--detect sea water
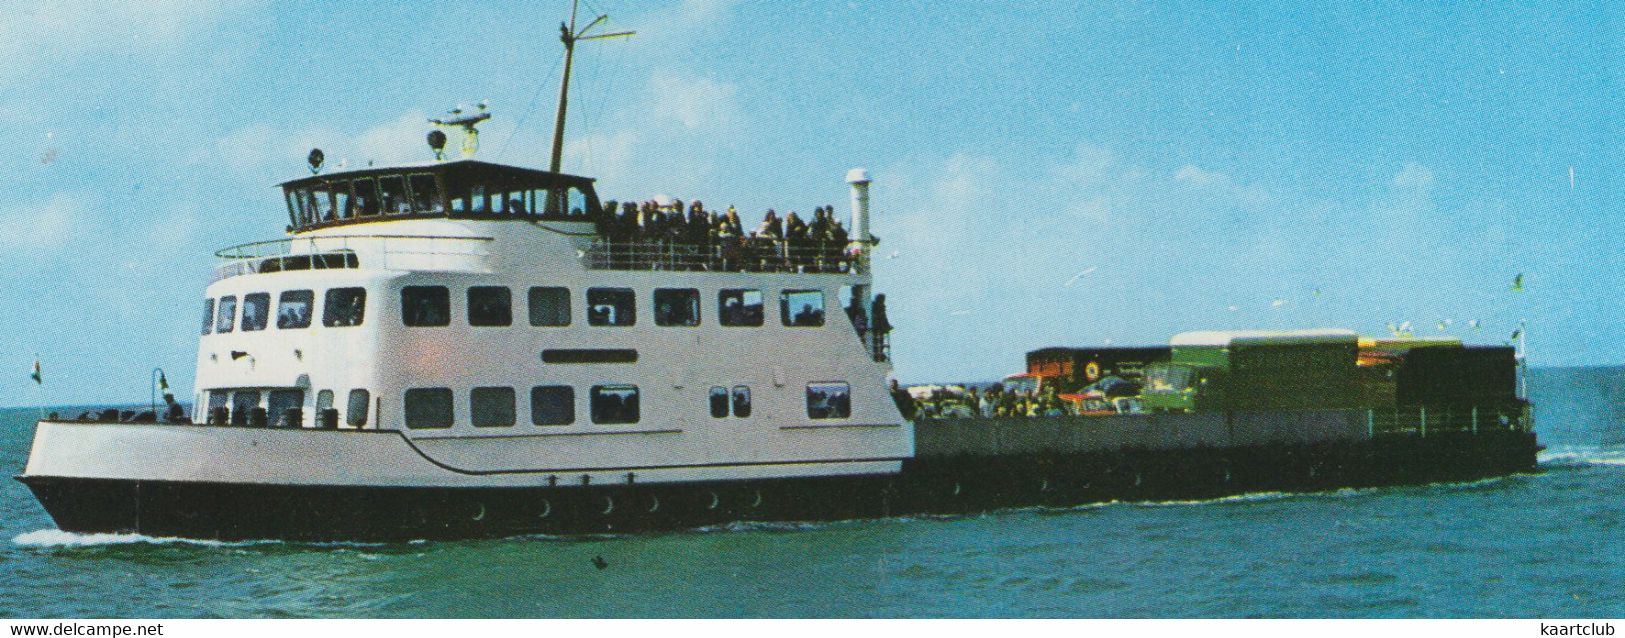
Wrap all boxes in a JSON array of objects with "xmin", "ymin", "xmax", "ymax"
[{"xmin": 1, "ymin": 367, "xmax": 1620, "ymax": 618}]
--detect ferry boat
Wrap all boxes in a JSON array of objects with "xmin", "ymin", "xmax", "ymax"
[{"xmin": 15, "ymin": 6, "xmax": 1539, "ymax": 541}]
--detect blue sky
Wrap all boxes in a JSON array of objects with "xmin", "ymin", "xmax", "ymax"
[{"xmin": 2, "ymin": 0, "xmax": 1619, "ymax": 405}]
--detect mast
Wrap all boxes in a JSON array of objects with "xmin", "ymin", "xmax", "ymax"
[{"xmin": 549, "ymin": 0, "xmax": 634, "ymax": 174}]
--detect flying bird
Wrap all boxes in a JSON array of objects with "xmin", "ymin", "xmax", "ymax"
[
  {"xmin": 885, "ymin": 251, "xmax": 900, "ymax": 260},
  {"xmin": 1270, "ymin": 299, "xmax": 1286, "ymax": 308}
]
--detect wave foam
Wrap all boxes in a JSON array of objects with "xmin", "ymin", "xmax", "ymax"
[
  {"xmin": 12, "ymin": 529, "xmax": 239, "ymax": 548},
  {"xmin": 1539, "ymin": 447, "xmax": 1625, "ymax": 468}
]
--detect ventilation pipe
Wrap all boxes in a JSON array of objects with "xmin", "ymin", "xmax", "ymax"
[{"xmin": 846, "ymin": 168, "xmax": 871, "ymax": 263}]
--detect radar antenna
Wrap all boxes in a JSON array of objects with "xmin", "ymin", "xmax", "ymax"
[
  {"xmin": 430, "ymin": 102, "xmax": 492, "ymax": 159},
  {"xmin": 549, "ymin": 0, "xmax": 634, "ymax": 174}
]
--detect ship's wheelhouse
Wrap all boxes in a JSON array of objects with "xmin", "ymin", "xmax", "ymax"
[{"xmin": 278, "ymin": 160, "xmax": 603, "ymax": 233}]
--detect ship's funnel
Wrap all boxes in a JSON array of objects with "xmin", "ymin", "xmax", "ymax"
[{"xmin": 846, "ymin": 168, "xmax": 871, "ymax": 259}]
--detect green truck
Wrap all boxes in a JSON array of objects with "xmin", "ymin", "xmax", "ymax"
[{"xmin": 1142, "ymin": 329, "xmax": 1361, "ymax": 412}]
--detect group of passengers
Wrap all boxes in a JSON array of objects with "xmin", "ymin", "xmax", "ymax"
[
  {"xmin": 890, "ymin": 382, "xmax": 1075, "ymax": 420},
  {"xmin": 596, "ymin": 199, "xmax": 854, "ymax": 272}
]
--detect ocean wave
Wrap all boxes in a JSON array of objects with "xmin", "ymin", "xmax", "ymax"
[
  {"xmin": 11, "ymin": 529, "xmax": 253, "ymax": 548},
  {"xmin": 1539, "ymin": 447, "xmax": 1625, "ymax": 468}
]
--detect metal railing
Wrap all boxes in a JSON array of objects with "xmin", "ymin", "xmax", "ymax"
[
  {"xmin": 1366, "ymin": 403, "xmax": 1531, "ymax": 437},
  {"xmin": 584, "ymin": 238, "xmax": 861, "ymax": 274},
  {"xmin": 212, "ymin": 234, "xmax": 494, "ymax": 281}
]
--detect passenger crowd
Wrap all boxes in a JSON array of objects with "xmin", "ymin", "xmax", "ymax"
[
  {"xmin": 593, "ymin": 199, "xmax": 858, "ymax": 273},
  {"xmin": 889, "ymin": 382, "xmax": 1081, "ymax": 420}
]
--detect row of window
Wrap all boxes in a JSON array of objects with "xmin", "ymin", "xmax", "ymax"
[
  {"xmin": 401, "ymin": 382, "xmax": 852, "ymax": 430},
  {"xmin": 403, "ymin": 285, "xmax": 825, "ymax": 328},
  {"xmin": 204, "ymin": 288, "xmax": 365, "ymax": 335},
  {"xmin": 205, "ymin": 285, "xmax": 831, "ymax": 335},
  {"xmin": 205, "ymin": 381, "xmax": 853, "ymax": 429},
  {"xmin": 287, "ymin": 174, "xmax": 591, "ymax": 227}
]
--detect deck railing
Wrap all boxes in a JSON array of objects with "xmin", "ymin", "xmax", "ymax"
[
  {"xmin": 1366, "ymin": 402, "xmax": 1531, "ymax": 437},
  {"xmin": 212, "ymin": 235, "xmax": 494, "ymax": 281},
  {"xmin": 583, "ymin": 238, "xmax": 861, "ymax": 274}
]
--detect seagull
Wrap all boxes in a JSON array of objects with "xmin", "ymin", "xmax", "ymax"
[
  {"xmin": 1270, "ymin": 298, "xmax": 1286, "ymax": 308},
  {"xmin": 1063, "ymin": 266, "xmax": 1098, "ymax": 287},
  {"xmin": 885, "ymin": 250, "xmax": 900, "ymax": 260}
]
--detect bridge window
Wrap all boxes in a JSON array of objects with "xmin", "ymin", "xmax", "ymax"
[
  {"xmin": 591, "ymin": 385, "xmax": 639, "ymax": 424},
  {"xmin": 277, "ymin": 290, "xmax": 314, "ymax": 329},
  {"xmin": 377, "ymin": 175, "xmax": 410, "ymax": 214},
  {"xmin": 732, "ymin": 386, "xmax": 752, "ymax": 418},
  {"xmin": 587, "ymin": 288, "xmax": 635, "ymax": 326},
  {"xmin": 351, "ymin": 178, "xmax": 381, "ymax": 217},
  {"xmin": 654, "ymin": 288, "xmax": 700, "ymax": 326},
  {"xmin": 346, "ymin": 389, "xmax": 370, "ymax": 427},
  {"xmin": 401, "ymin": 286, "xmax": 449, "ymax": 327},
  {"xmin": 471, "ymin": 387, "xmax": 516, "ymax": 428},
  {"xmin": 405, "ymin": 388, "xmax": 454, "ymax": 429},
  {"xmin": 719, "ymin": 289, "xmax": 764, "ymax": 327},
  {"xmin": 201, "ymin": 299, "xmax": 215, "ymax": 335},
  {"xmin": 781, "ymin": 290, "xmax": 825, "ymax": 327},
  {"xmin": 528, "ymin": 286, "xmax": 571, "ymax": 326},
  {"xmin": 807, "ymin": 382, "xmax": 851, "ymax": 419},
  {"xmin": 709, "ymin": 387, "xmax": 729, "ymax": 418},
  {"xmin": 316, "ymin": 389, "xmax": 333, "ymax": 416},
  {"xmin": 323, "ymin": 288, "xmax": 366, "ymax": 327},
  {"xmin": 241, "ymin": 293, "xmax": 270, "ymax": 331},
  {"xmin": 215, "ymin": 296, "xmax": 237, "ymax": 333},
  {"xmin": 407, "ymin": 174, "xmax": 440, "ymax": 212},
  {"xmin": 333, "ymin": 186, "xmax": 352, "ymax": 220},
  {"xmin": 468, "ymin": 286, "xmax": 512, "ymax": 326},
  {"xmin": 531, "ymin": 385, "xmax": 575, "ymax": 426},
  {"xmin": 206, "ymin": 391, "xmax": 229, "ymax": 424}
]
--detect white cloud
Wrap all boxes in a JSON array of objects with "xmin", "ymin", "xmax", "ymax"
[
  {"xmin": 0, "ymin": 0, "xmax": 264, "ymax": 85},
  {"xmin": 0, "ymin": 193, "xmax": 86, "ymax": 252}
]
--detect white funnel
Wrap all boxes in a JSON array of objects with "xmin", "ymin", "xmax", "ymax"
[{"xmin": 846, "ymin": 168, "xmax": 871, "ymax": 257}]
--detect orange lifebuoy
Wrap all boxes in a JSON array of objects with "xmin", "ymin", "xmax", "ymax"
[{"xmin": 1084, "ymin": 361, "xmax": 1102, "ymax": 381}]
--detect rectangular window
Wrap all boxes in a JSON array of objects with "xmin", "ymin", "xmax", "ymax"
[
  {"xmin": 352, "ymin": 178, "xmax": 380, "ymax": 216},
  {"xmin": 324, "ymin": 287, "xmax": 366, "ymax": 327},
  {"xmin": 401, "ymin": 285, "xmax": 450, "ymax": 327},
  {"xmin": 316, "ymin": 389, "xmax": 334, "ymax": 413},
  {"xmin": 241, "ymin": 293, "xmax": 270, "ymax": 331},
  {"xmin": 654, "ymin": 288, "xmax": 701, "ymax": 327},
  {"xmin": 377, "ymin": 175, "xmax": 409, "ymax": 214},
  {"xmin": 268, "ymin": 389, "xmax": 304, "ymax": 427},
  {"xmin": 807, "ymin": 382, "xmax": 851, "ymax": 419},
  {"xmin": 471, "ymin": 386, "xmax": 516, "ymax": 428},
  {"xmin": 216, "ymin": 295, "xmax": 237, "ymax": 333},
  {"xmin": 276, "ymin": 290, "xmax": 314, "ymax": 329},
  {"xmin": 346, "ymin": 389, "xmax": 370, "ymax": 427},
  {"xmin": 531, "ymin": 385, "xmax": 575, "ymax": 426},
  {"xmin": 231, "ymin": 390, "xmax": 260, "ymax": 426},
  {"xmin": 407, "ymin": 173, "xmax": 440, "ymax": 212},
  {"xmin": 590, "ymin": 385, "xmax": 640, "ymax": 424},
  {"xmin": 207, "ymin": 390, "xmax": 229, "ymax": 423},
  {"xmin": 732, "ymin": 386, "xmax": 752, "ymax": 418},
  {"xmin": 528, "ymin": 286, "xmax": 571, "ymax": 326},
  {"xmin": 718, "ymin": 289, "xmax": 764, "ymax": 327},
  {"xmin": 781, "ymin": 290, "xmax": 825, "ymax": 327},
  {"xmin": 468, "ymin": 286, "xmax": 513, "ymax": 326},
  {"xmin": 541, "ymin": 349, "xmax": 637, "ymax": 364},
  {"xmin": 709, "ymin": 386, "xmax": 729, "ymax": 418},
  {"xmin": 201, "ymin": 298, "xmax": 215, "ymax": 335},
  {"xmin": 587, "ymin": 288, "xmax": 636, "ymax": 326},
  {"xmin": 404, "ymin": 388, "xmax": 454, "ymax": 429}
]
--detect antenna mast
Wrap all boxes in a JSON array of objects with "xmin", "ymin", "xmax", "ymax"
[{"xmin": 550, "ymin": 0, "xmax": 634, "ymax": 174}]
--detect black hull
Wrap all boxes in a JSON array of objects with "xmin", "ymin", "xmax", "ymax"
[{"xmin": 19, "ymin": 430, "xmax": 1537, "ymax": 542}]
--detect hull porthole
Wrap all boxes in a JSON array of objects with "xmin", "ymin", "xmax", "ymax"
[
  {"xmin": 952, "ymin": 482, "xmax": 962, "ymax": 496},
  {"xmin": 471, "ymin": 503, "xmax": 486, "ymax": 522},
  {"xmin": 602, "ymin": 496, "xmax": 615, "ymax": 515},
  {"xmin": 707, "ymin": 491, "xmax": 720, "ymax": 510},
  {"xmin": 750, "ymin": 490, "xmax": 763, "ymax": 508},
  {"xmin": 538, "ymin": 499, "xmax": 552, "ymax": 519},
  {"xmin": 648, "ymin": 495, "xmax": 660, "ymax": 513},
  {"xmin": 1134, "ymin": 473, "xmax": 1143, "ymax": 487}
]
